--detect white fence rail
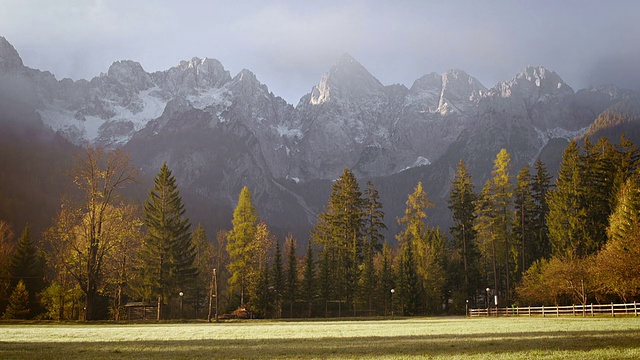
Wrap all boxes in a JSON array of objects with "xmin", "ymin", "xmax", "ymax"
[{"xmin": 469, "ymin": 302, "xmax": 639, "ymax": 317}]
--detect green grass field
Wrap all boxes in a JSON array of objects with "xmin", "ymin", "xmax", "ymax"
[{"xmin": 1, "ymin": 317, "xmax": 639, "ymax": 359}]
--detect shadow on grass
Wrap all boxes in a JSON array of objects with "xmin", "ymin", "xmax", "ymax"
[{"xmin": 2, "ymin": 329, "xmax": 640, "ymax": 359}]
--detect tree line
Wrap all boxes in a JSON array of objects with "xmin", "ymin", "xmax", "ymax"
[{"xmin": 1, "ymin": 135, "xmax": 639, "ymax": 320}]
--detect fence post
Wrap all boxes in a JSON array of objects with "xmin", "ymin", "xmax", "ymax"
[
  {"xmin": 635, "ymin": 301, "xmax": 637, "ymax": 317},
  {"xmin": 542, "ymin": 305, "xmax": 545, "ymax": 317},
  {"xmin": 591, "ymin": 304, "xmax": 594, "ymax": 317},
  {"xmin": 557, "ymin": 305, "xmax": 559, "ymax": 317},
  {"xmin": 528, "ymin": 306, "xmax": 531, "ymax": 317},
  {"xmin": 612, "ymin": 302, "xmax": 615, "ymax": 317}
]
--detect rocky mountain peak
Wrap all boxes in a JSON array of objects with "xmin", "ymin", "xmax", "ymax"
[
  {"xmin": 0, "ymin": 36, "xmax": 24, "ymax": 71},
  {"xmin": 438, "ymin": 69, "xmax": 486, "ymax": 114},
  {"xmin": 309, "ymin": 53, "xmax": 384, "ymax": 105},
  {"xmin": 229, "ymin": 69, "xmax": 269, "ymax": 96},
  {"xmin": 494, "ymin": 66, "xmax": 573, "ymax": 97},
  {"xmin": 105, "ymin": 60, "xmax": 154, "ymax": 92}
]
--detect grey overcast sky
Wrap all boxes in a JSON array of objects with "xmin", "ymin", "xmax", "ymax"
[{"xmin": 1, "ymin": 0, "xmax": 639, "ymax": 104}]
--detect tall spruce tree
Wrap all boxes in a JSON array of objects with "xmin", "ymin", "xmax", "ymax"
[
  {"xmin": 301, "ymin": 242, "xmax": 315, "ymax": 317},
  {"xmin": 141, "ymin": 162, "xmax": 197, "ymax": 320},
  {"xmin": 226, "ymin": 186, "xmax": 258, "ymax": 305},
  {"xmin": 361, "ymin": 181, "xmax": 386, "ymax": 314},
  {"xmin": 547, "ymin": 140, "xmax": 589, "ymax": 258},
  {"xmin": 8, "ymin": 224, "xmax": 45, "ymax": 317},
  {"xmin": 312, "ymin": 168, "xmax": 364, "ymax": 316},
  {"xmin": 473, "ymin": 149, "xmax": 514, "ymax": 305},
  {"xmin": 448, "ymin": 159, "xmax": 479, "ymax": 300},
  {"xmin": 531, "ymin": 159, "xmax": 552, "ymax": 260},
  {"xmin": 396, "ymin": 182, "xmax": 434, "ymax": 315},
  {"xmin": 284, "ymin": 234, "xmax": 297, "ymax": 318},
  {"xmin": 597, "ymin": 174, "xmax": 640, "ymax": 301},
  {"xmin": 513, "ymin": 166, "xmax": 536, "ymax": 278},
  {"xmin": 272, "ymin": 240, "xmax": 284, "ymax": 318},
  {"xmin": 3, "ymin": 279, "xmax": 29, "ymax": 319}
]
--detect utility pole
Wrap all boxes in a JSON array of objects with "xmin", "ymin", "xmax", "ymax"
[{"xmin": 208, "ymin": 268, "xmax": 219, "ymax": 322}]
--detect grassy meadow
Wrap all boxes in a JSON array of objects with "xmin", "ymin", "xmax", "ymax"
[{"xmin": 1, "ymin": 317, "xmax": 639, "ymax": 359}]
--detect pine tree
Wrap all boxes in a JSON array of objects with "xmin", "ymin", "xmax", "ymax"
[
  {"xmin": 141, "ymin": 162, "xmax": 197, "ymax": 320},
  {"xmin": 226, "ymin": 186, "xmax": 258, "ymax": 305},
  {"xmin": 548, "ymin": 140, "xmax": 589, "ymax": 258},
  {"xmin": 531, "ymin": 159, "xmax": 552, "ymax": 260},
  {"xmin": 284, "ymin": 234, "xmax": 297, "ymax": 318},
  {"xmin": 272, "ymin": 240, "xmax": 284, "ymax": 318},
  {"xmin": 252, "ymin": 262, "xmax": 272, "ymax": 318},
  {"xmin": 396, "ymin": 182, "xmax": 434, "ymax": 315},
  {"xmin": 8, "ymin": 224, "xmax": 45, "ymax": 317},
  {"xmin": 379, "ymin": 244, "xmax": 394, "ymax": 316},
  {"xmin": 318, "ymin": 247, "xmax": 332, "ymax": 317},
  {"xmin": 301, "ymin": 242, "xmax": 316, "ymax": 317},
  {"xmin": 473, "ymin": 149, "xmax": 514, "ymax": 305},
  {"xmin": 312, "ymin": 168, "xmax": 364, "ymax": 316},
  {"xmin": 361, "ymin": 180, "xmax": 386, "ymax": 315},
  {"xmin": 597, "ymin": 174, "xmax": 640, "ymax": 301},
  {"xmin": 513, "ymin": 166, "xmax": 536, "ymax": 277},
  {"xmin": 447, "ymin": 159, "xmax": 479, "ymax": 300},
  {"xmin": 396, "ymin": 242, "xmax": 422, "ymax": 315},
  {"xmin": 3, "ymin": 280, "xmax": 30, "ymax": 319},
  {"xmin": 192, "ymin": 224, "xmax": 214, "ymax": 319}
]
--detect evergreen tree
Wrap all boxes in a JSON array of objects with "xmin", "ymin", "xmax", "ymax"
[
  {"xmin": 597, "ymin": 174, "xmax": 640, "ymax": 301},
  {"xmin": 581, "ymin": 137, "xmax": 618, "ymax": 254},
  {"xmin": 3, "ymin": 279, "xmax": 29, "ymax": 319},
  {"xmin": 447, "ymin": 159, "xmax": 479, "ymax": 301},
  {"xmin": 318, "ymin": 247, "xmax": 332, "ymax": 317},
  {"xmin": 396, "ymin": 242, "xmax": 421, "ymax": 315},
  {"xmin": 513, "ymin": 166, "xmax": 536, "ymax": 277},
  {"xmin": 473, "ymin": 149, "xmax": 514, "ymax": 305},
  {"xmin": 272, "ymin": 240, "xmax": 284, "ymax": 318},
  {"xmin": 312, "ymin": 168, "xmax": 364, "ymax": 316},
  {"xmin": 226, "ymin": 186, "xmax": 258, "ymax": 305},
  {"xmin": 379, "ymin": 244, "xmax": 394, "ymax": 316},
  {"xmin": 531, "ymin": 159, "xmax": 552, "ymax": 260},
  {"xmin": 301, "ymin": 242, "xmax": 316, "ymax": 317},
  {"xmin": 252, "ymin": 262, "xmax": 272, "ymax": 318},
  {"xmin": 361, "ymin": 181, "xmax": 386, "ymax": 314},
  {"xmin": 548, "ymin": 140, "xmax": 589, "ymax": 258},
  {"xmin": 8, "ymin": 224, "xmax": 45, "ymax": 317},
  {"xmin": 192, "ymin": 224, "xmax": 214, "ymax": 319},
  {"xmin": 396, "ymin": 182, "xmax": 434, "ymax": 315},
  {"xmin": 141, "ymin": 162, "xmax": 197, "ymax": 320},
  {"xmin": 284, "ymin": 234, "xmax": 297, "ymax": 318}
]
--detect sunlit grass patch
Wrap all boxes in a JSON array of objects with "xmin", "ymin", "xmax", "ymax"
[{"xmin": 1, "ymin": 317, "xmax": 639, "ymax": 359}]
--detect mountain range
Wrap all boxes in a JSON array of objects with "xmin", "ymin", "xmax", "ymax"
[{"xmin": 1, "ymin": 36, "xmax": 639, "ymax": 243}]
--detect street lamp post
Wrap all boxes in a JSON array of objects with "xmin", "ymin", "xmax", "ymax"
[
  {"xmin": 486, "ymin": 288, "xmax": 490, "ymax": 317},
  {"xmin": 390, "ymin": 289, "xmax": 395, "ymax": 317},
  {"xmin": 179, "ymin": 291, "xmax": 184, "ymax": 319}
]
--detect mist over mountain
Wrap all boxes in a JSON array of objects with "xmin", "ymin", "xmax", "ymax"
[{"xmin": 2, "ymin": 36, "xmax": 639, "ymax": 244}]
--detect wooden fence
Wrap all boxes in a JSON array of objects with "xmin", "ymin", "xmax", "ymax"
[{"xmin": 469, "ymin": 302, "xmax": 639, "ymax": 317}]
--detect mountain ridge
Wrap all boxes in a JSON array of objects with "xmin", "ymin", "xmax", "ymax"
[{"xmin": 2, "ymin": 36, "xmax": 639, "ymax": 244}]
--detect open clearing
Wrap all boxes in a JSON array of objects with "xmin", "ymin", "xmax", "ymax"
[{"xmin": 1, "ymin": 317, "xmax": 639, "ymax": 359}]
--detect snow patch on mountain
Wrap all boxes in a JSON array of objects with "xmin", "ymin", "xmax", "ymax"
[
  {"xmin": 401, "ymin": 156, "xmax": 431, "ymax": 172},
  {"xmin": 276, "ymin": 125, "xmax": 303, "ymax": 139}
]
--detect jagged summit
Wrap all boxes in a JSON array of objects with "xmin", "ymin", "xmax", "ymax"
[
  {"xmin": 491, "ymin": 65, "xmax": 573, "ymax": 100},
  {"xmin": 309, "ymin": 53, "xmax": 384, "ymax": 105},
  {"xmin": 105, "ymin": 60, "xmax": 154, "ymax": 92},
  {"xmin": 0, "ymin": 36, "xmax": 24, "ymax": 71}
]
